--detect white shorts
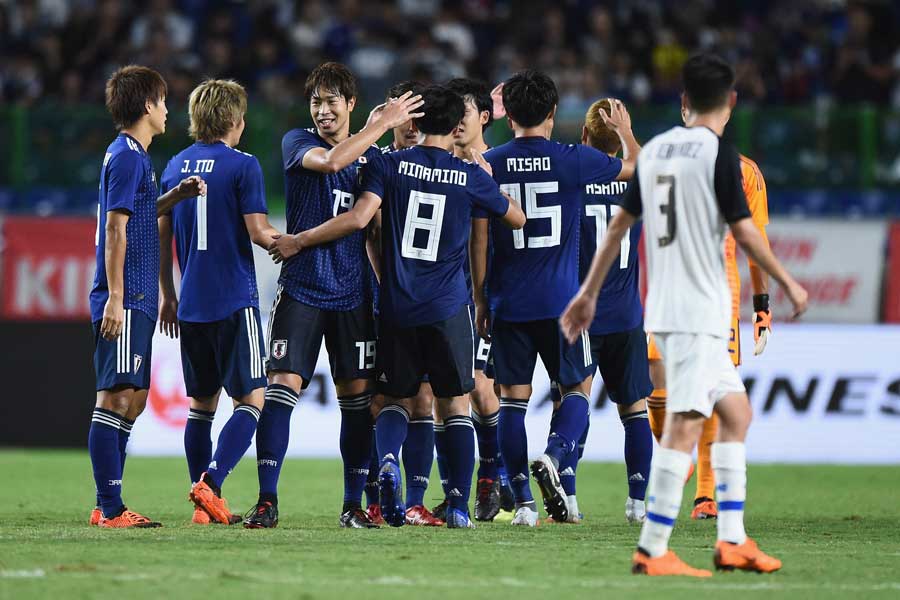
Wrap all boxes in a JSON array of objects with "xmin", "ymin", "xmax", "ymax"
[{"xmin": 653, "ymin": 332, "xmax": 745, "ymax": 417}]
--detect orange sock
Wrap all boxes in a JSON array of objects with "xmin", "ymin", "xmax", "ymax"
[
  {"xmin": 647, "ymin": 389, "xmax": 667, "ymax": 442},
  {"xmin": 695, "ymin": 413, "xmax": 718, "ymax": 501}
]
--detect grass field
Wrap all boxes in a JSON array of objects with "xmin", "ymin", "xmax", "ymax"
[{"xmin": 1, "ymin": 450, "xmax": 898, "ymax": 599}]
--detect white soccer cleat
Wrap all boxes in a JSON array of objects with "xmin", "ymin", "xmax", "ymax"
[
  {"xmin": 565, "ymin": 495, "xmax": 582, "ymax": 523},
  {"xmin": 625, "ymin": 497, "xmax": 646, "ymax": 523},
  {"xmin": 510, "ymin": 505, "xmax": 539, "ymax": 527}
]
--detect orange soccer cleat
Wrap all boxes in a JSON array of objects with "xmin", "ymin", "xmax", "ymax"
[
  {"xmin": 189, "ymin": 474, "xmax": 238, "ymax": 525},
  {"xmin": 367, "ymin": 503, "xmax": 386, "ymax": 526},
  {"xmin": 632, "ymin": 550, "xmax": 712, "ymax": 577},
  {"xmin": 714, "ymin": 538, "xmax": 782, "ymax": 573},
  {"xmin": 691, "ymin": 498, "xmax": 718, "ymax": 520},
  {"xmin": 98, "ymin": 509, "xmax": 162, "ymax": 528},
  {"xmin": 405, "ymin": 505, "xmax": 445, "ymax": 526},
  {"xmin": 89, "ymin": 507, "xmax": 102, "ymax": 526}
]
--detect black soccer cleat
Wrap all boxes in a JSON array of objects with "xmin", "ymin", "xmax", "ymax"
[
  {"xmin": 243, "ymin": 501, "xmax": 279, "ymax": 529},
  {"xmin": 340, "ymin": 507, "xmax": 380, "ymax": 529},
  {"xmin": 474, "ymin": 478, "xmax": 501, "ymax": 522},
  {"xmin": 499, "ymin": 480, "xmax": 515, "ymax": 512},
  {"xmin": 431, "ymin": 498, "xmax": 449, "ymax": 522},
  {"xmin": 530, "ymin": 455, "xmax": 568, "ymax": 523}
]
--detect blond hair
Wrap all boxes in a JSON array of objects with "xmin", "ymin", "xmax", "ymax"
[
  {"xmin": 188, "ymin": 79, "xmax": 247, "ymax": 143},
  {"xmin": 584, "ymin": 98, "xmax": 621, "ymax": 155}
]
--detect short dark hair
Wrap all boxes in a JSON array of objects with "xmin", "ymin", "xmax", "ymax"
[
  {"xmin": 104, "ymin": 65, "xmax": 167, "ymax": 130},
  {"xmin": 445, "ymin": 77, "xmax": 494, "ymax": 131},
  {"xmin": 304, "ymin": 62, "xmax": 357, "ymax": 101},
  {"xmin": 682, "ymin": 53, "xmax": 735, "ymax": 113},
  {"xmin": 414, "ymin": 84, "xmax": 465, "ymax": 136},
  {"xmin": 502, "ymin": 70, "xmax": 558, "ymax": 128},
  {"xmin": 386, "ymin": 80, "xmax": 423, "ymax": 101}
]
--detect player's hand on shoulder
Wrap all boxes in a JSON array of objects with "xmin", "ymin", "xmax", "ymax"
[
  {"xmin": 100, "ymin": 296, "xmax": 124, "ymax": 341},
  {"xmin": 268, "ymin": 233, "xmax": 301, "ymax": 264},
  {"xmin": 559, "ymin": 291, "xmax": 596, "ymax": 345},
  {"xmin": 159, "ymin": 296, "xmax": 179, "ymax": 339},
  {"xmin": 175, "ymin": 175, "xmax": 206, "ymax": 200},
  {"xmin": 470, "ymin": 149, "xmax": 492, "ymax": 177},
  {"xmin": 371, "ymin": 91, "xmax": 425, "ymax": 131},
  {"xmin": 599, "ymin": 98, "xmax": 632, "ymax": 134}
]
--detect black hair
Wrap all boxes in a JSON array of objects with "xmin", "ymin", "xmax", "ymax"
[
  {"xmin": 304, "ymin": 61, "xmax": 357, "ymax": 101},
  {"xmin": 105, "ymin": 65, "xmax": 167, "ymax": 130},
  {"xmin": 501, "ymin": 69, "xmax": 558, "ymax": 128},
  {"xmin": 414, "ymin": 84, "xmax": 465, "ymax": 135},
  {"xmin": 445, "ymin": 77, "xmax": 494, "ymax": 131},
  {"xmin": 682, "ymin": 53, "xmax": 735, "ymax": 113},
  {"xmin": 386, "ymin": 80, "xmax": 424, "ymax": 101}
]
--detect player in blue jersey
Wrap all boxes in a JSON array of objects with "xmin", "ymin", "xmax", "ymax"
[
  {"xmin": 270, "ymin": 85, "xmax": 525, "ymax": 528},
  {"xmin": 545, "ymin": 99, "xmax": 653, "ymax": 524},
  {"xmin": 245, "ymin": 63, "xmax": 424, "ymax": 529},
  {"xmin": 476, "ymin": 70, "xmax": 639, "ymax": 526},
  {"xmin": 157, "ymin": 80, "xmax": 281, "ymax": 525},
  {"xmin": 88, "ymin": 65, "xmax": 205, "ymax": 528}
]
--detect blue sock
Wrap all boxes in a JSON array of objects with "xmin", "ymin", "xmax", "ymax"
[
  {"xmin": 443, "ymin": 414, "xmax": 475, "ymax": 512},
  {"xmin": 403, "ymin": 416, "xmax": 434, "ymax": 508},
  {"xmin": 364, "ymin": 425, "xmax": 379, "ymax": 506},
  {"xmin": 338, "ymin": 393, "xmax": 374, "ymax": 508},
  {"xmin": 558, "ymin": 416, "xmax": 589, "ymax": 496},
  {"xmin": 118, "ymin": 417, "xmax": 133, "ymax": 477},
  {"xmin": 89, "ymin": 408, "xmax": 124, "ymax": 517},
  {"xmin": 256, "ymin": 384, "xmax": 298, "ymax": 503},
  {"xmin": 185, "ymin": 408, "xmax": 215, "ymax": 484},
  {"xmin": 473, "ymin": 410, "xmax": 500, "ymax": 480},
  {"xmin": 207, "ymin": 404, "xmax": 261, "ymax": 490},
  {"xmin": 622, "ymin": 410, "xmax": 653, "ymax": 500},
  {"xmin": 499, "ymin": 398, "xmax": 532, "ymax": 504},
  {"xmin": 545, "ymin": 392, "xmax": 590, "ymax": 467},
  {"xmin": 434, "ymin": 422, "xmax": 450, "ymax": 497},
  {"xmin": 497, "ymin": 459, "xmax": 509, "ymax": 487},
  {"xmin": 376, "ymin": 405, "xmax": 409, "ymax": 468}
]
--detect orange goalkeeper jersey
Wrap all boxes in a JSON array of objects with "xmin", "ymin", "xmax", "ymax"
[{"xmin": 724, "ymin": 155, "xmax": 769, "ymax": 320}]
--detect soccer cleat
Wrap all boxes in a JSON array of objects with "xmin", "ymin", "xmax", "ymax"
[
  {"xmin": 530, "ymin": 454, "xmax": 568, "ymax": 523},
  {"xmin": 98, "ymin": 508, "xmax": 162, "ymax": 528},
  {"xmin": 366, "ymin": 503, "xmax": 386, "ymax": 526},
  {"xmin": 431, "ymin": 498, "xmax": 449, "ymax": 522},
  {"xmin": 691, "ymin": 497, "xmax": 718, "ymax": 520},
  {"xmin": 498, "ymin": 480, "xmax": 515, "ymax": 512},
  {"xmin": 340, "ymin": 507, "xmax": 380, "ymax": 529},
  {"xmin": 378, "ymin": 462, "xmax": 405, "ymax": 527},
  {"xmin": 405, "ymin": 505, "xmax": 445, "ymax": 526},
  {"xmin": 510, "ymin": 505, "xmax": 539, "ymax": 527},
  {"xmin": 631, "ymin": 550, "xmax": 712, "ymax": 577},
  {"xmin": 714, "ymin": 538, "xmax": 782, "ymax": 573},
  {"xmin": 445, "ymin": 508, "xmax": 475, "ymax": 529},
  {"xmin": 89, "ymin": 507, "xmax": 101, "ymax": 526},
  {"xmin": 474, "ymin": 478, "xmax": 501, "ymax": 522},
  {"xmin": 192, "ymin": 506, "xmax": 211, "ymax": 524},
  {"xmin": 625, "ymin": 497, "xmax": 646, "ymax": 523},
  {"xmin": 243, "ymin": 501, "xmax": 279, "ymax": 529},
  {"xmin": 189, "ymin": 475, "xmax": 236, "ymax": 525}
]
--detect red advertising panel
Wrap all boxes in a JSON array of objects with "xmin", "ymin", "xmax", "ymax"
[
  {"xmin": 884, "ymin": 222, "xmax": 900, "ymax": 323},
  {"xmin": 1, "ymin": 216, "xmax": 96, "ymax": 321}
]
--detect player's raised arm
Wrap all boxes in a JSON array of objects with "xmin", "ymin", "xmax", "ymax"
[
  {"xmin": 598, "ymin": 99, "xmax": 640, "ymax": 180},
  {"xmin": 156, "ymin": 175, "xmax": 206, "ymax": 217},
  {"xmin": 157, "ymin": 213, "xmax": 178, "ymax": 338}
]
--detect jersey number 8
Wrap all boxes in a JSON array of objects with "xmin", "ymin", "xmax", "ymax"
[{"xmin": 401, "ymin": 190, "xmax": 446, "ymax": 262}]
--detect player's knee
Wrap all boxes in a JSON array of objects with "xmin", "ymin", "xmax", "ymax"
[
  {"xmin": 268, "ymin": 370, "xmax": 303, "ymax": 394},
  {"xmin": 96, "ymin": 388, "xmax": 131, "ymax": 416},
  {"xmin": 716, "ymin": 393, "xmax": 752, "ymax": 441},
  {"xmin": 236, "ymin": 388, "xmax": 265, "ymax": 411},
  {"xmin": 127, "ymin": 393, "xmax": 148, "ymax": 420},
  {"xmin": 470, "ymin": 375, "xmax": 498, "ymax": 415},
  {"xmin": 435, "ymin": 395, "xmax": 469, "ymax": 420},
  {"xmin": 191, "ymin": 395, "xmax": 219, "ymax": 413},
  {"xmin": 334, "ymin": 377, "xmax": 373, "ymax": 398},
  {"xmin": 649, "ymin": 359, "xmax": 666, "ymax": 391},
  {"xmin": 617, "ymin": 398, "xmax": 646, "ymax": 418},
  {"xmin": 661, "ymin": 412, "xmax": 705, "ymax": 453}
]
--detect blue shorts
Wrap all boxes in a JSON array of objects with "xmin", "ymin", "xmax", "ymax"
[
  {"xmin": 589, "ymin": 326, "xmax": 653, "ymax": 405},
  {"xmin": 179, "ymin": 307, "xmax": 267, "ymax": 399},
  {"xmin": 93, "ymin": 309, "xmax": 154, "ymax": 391},
  {"xmin": 491, "ymin": 318, "xmax": 593, "ymax": 387}
]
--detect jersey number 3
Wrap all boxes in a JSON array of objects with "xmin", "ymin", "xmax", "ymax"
[{"xmin": 655, "ymin": 174, "xmax": 676, "ymax": 247}]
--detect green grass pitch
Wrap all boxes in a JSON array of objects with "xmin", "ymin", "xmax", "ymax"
[{"xmin": 1, "ymin": 450, "xmax": 898, "ymax": 599}]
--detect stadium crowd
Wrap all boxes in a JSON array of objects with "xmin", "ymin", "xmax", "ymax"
[{"xmin": 1, "ymin": 0, "xmax": 899, "ymax": 109}]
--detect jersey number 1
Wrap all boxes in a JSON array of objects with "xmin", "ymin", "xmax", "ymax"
[
  {"xmin": 656, "ymin": 175, "xmax": 676, "ymax": 247},
  {"xmin": 197, "ymin": 193, "xmax": 208, "ymax": 250},
  {"xmin": 585, "ymin": 204, "xmax": 630, "ymax": 269}
]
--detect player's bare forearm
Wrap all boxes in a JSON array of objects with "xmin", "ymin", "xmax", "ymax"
[
  {"xmin": 243, "ymin": 213, "xmax": 281, "ymax": 250},
  {"xmin": 470, "ymin": 218, "xmax": 489, "ymax": 305},
  {"xmin": 302, "ymin": 129, "xmax": 382, "ymax": 174},
  {"xmin": 157, "ymin": 215, "xmax": 177, "ymax": 299},
  {"xmin": 156, "ymin": 176, "xmax": 206, "ymax": 217},
  {"xmin": 581, "ymin": 210, "xmax": 636, "ymax": 299},
  {"xmin": 616, "ymin": 130, "xmax": 641, "ymax": 180},
  {"xmin": 104, "ymin": 211, "xmax": 129, "ymax": 300},
  {"xmin": 499, "ymin": 192, "xmax": 526, "ymax": 229},
  {"xmin": 366, "ymin": 218, "xmax": 382, "ymax": 283}
]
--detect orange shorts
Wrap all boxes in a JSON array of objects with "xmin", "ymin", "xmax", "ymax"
[{"xmin": 647, "ymin": 318, "xmax": 741, "ymax": 367}]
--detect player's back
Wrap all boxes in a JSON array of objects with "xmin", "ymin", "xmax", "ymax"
[
  {"xmin": 90, "ymin": 133, "xmax": 159, "ymax": 324},
  {"xmin": 161, "ymin": 142, "xmax": 267, "ymax": 323},
  {"xmin": 630, "ymin": 126, "xmax": 749, "ymax": 338},
  {"xmin": 484, "ymin": 137, "xmax": 621, "ymax": 322}
]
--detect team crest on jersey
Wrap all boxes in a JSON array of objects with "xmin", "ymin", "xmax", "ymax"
[
  {"xmin": 272, "ymin": 339, "xmax": 288, "ymax": 360},
  {"xmin": 133, "ymin": 354, "xmax": 143, "ymax": 372}
]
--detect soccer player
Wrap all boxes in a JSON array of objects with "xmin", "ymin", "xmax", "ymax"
[
  {"xmin": 157, "ymin": 79, "xmax": 280, "ymax": 525},
  {"xmin": 561, "ymin": 53, "xmax": 807, "ymax": 576},
  {"xmin": 244, "ymin": 62, "xmax": 423, "ymax": 530},
  {"xmin": 547, "ymin": 98, "xmax": 654, "ymax": 525},
  {"xmin": 645, "ymin": 144, "xmax": 772, "ymax": 520},
  {"xmin": 89, "ymin": 65, "xmax": 205, "ymax": 528},
  {"xmin": 271, "ymin": 84, "xmax": 525, "ymax": 528},
  {"xmin": 475, "ymin": 70, "xmax": 638, "ymax": 527}
]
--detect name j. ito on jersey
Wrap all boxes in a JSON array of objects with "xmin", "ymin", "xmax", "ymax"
[{"xmin": 180, "ymin": 159, "xmax": 216, "ymax": 173}]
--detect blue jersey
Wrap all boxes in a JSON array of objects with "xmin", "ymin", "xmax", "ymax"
[
  {"xmin": 90, "ymin": 133, "xmax": 160, "ymax": 323},
  {"xmin": 160, "ymin": 142, "xmax": 268, "ymax": 323},
  {"xmin": 279, "ymin": 128, "xmax": 381, "ymax": 311},
  {"xmin": 483, "ymin": 137, "xmax": 622, "ymax": 322},
  {"xmin": 581, "ymin": 180, "xmax": 643, "ymax": 335},
  {"xmin": 361, "ymin": 145, "xmax": 509, "ymax": 326}
]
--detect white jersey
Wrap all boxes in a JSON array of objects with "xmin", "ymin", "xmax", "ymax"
[{"xmin": 621, "ymin": 126, "xmax": 750, "ymax": 338}]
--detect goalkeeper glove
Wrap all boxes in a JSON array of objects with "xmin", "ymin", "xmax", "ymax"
[{"xmin": 752, "ymin": 294, "xmax": 772, "ymax": 355}]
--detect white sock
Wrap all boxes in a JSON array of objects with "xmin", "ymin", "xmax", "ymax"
[
  {"xmin": 637, "ymin": 447, "xmax": 691, "ymax": 557},
  {"xmin": 711, "ymin": 442, "xmax": 747, "ymax": 544}
]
